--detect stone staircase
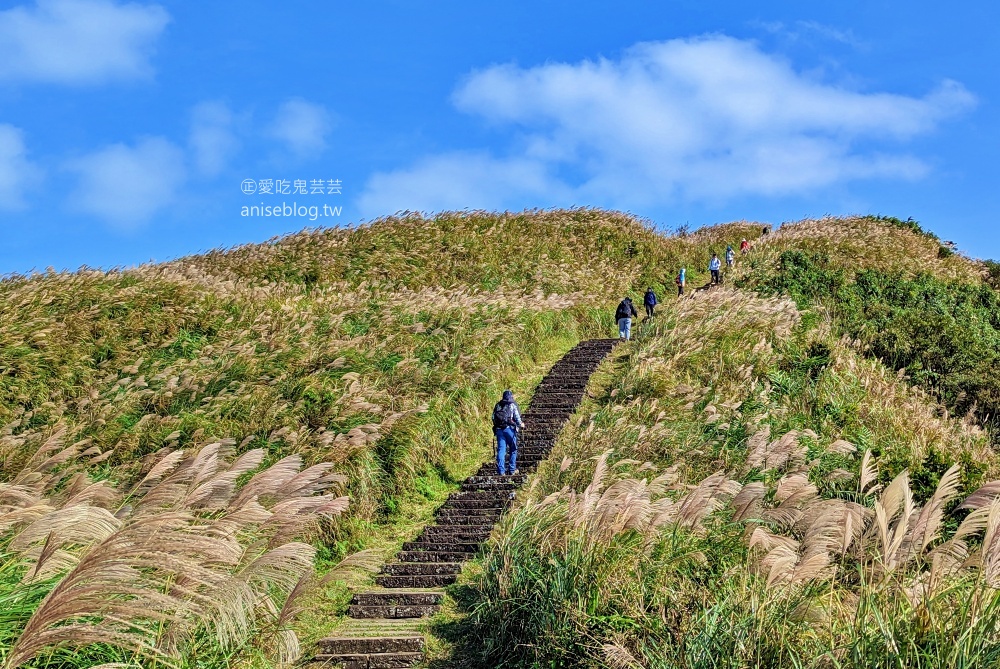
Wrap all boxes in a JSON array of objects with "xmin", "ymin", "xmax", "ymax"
[{"xmin": 312, "ymin": 339, "xmax": 618, "ymax": 668}]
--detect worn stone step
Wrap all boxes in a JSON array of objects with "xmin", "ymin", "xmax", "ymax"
[
  {"xmin": 317, "ymin": 636, "xmax": 424, "ymax": 655},
  {"xmin": 440, "ymin": 498, "xmax": 509, "ymax": 510},
  {"xmin": 402, "ymin": 540, "xmax": 480, "ymax": 553},
  {"xmin": 348, "ymin": 603, "xmax": 440, "ymax": 619},
  {"xmin": 521, "ymin": 398, "xmax": 583, "ymax": 414},
  {"xmin": 440, "ymin": 496, "xmax": 509, "ymax": 506},
  {"xmin": 399, "ymin": 550, "xmax": 477, "ymax": 563},
  {"xmin": 311, "ymin": 651, "xmax": 423, "ymax": 669},
  {"xmin": 434, "ymin": 509, "xmax": 503, "ymax": 522},
  {"xmin": 417, "ymin": 533, "xmax": 490, "ymax": 547},
  {"xmin": 477, "ymin": 464, "xmax": 539, "ymax": 476},
  {"xmin": 380, "ymin": 562, "xmax": 462, "ymax": 576},
  {"xmin": 375, "ymin": 573, "xmax": 458, "ymax": 588},
  {"xmin": 351, "ymin": 591, "xmax": 444, "ymax": 607},
  {"xmin": 464, "ymin": 475, "xmax": 527, "ymax": 486},
  {"xmin": 518, "ymin": 438, "xmax": 556, "ymax": 447},
  {"xmin": 460, "ymin": 481, "xmax": 520, "ymax": 492},
  {"xmin": 419, "ymin": 527, "xmax": 493, "ymax": 541},
  {"xmin": 420, "ymin": 522, "xmax": 495, "ymax": 532},
  {"xmin": 331, "ymin": 619, "xmax": 427, "ymax": 637}
]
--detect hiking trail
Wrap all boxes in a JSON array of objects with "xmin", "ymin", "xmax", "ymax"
[{"xmin": 312, "ymin": 338, "xmax": 619, "ymax": 668}]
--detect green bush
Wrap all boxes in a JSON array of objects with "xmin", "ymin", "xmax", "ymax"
[{"xmin": 747, "ymin": 250, "xmax": 1000, "ymax": 436}]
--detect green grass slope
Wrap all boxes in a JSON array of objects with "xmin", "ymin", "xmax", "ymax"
[
  {"xmin": 0, "ymin": 209, "xmax": 757, "ymax": 668},
  {"xmin": 461, "ymin": 215, "xmax": 1000, "ymax": 669},
  {"xmin": 3, "ymin": 210, "xmax": 998, "ymax": 668}
]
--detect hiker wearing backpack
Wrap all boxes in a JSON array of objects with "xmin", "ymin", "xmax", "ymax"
[
  {"xmin": 493, "ymin": 389, "xmax": 524, "ymax": 476},
  {"xmin": 709, "ymin": 254, "xmax": 722, "ymax": 285},
  {"xmin": 676, "ymin": 267, "xmax": 686, "ymax": 296},
  {"xmin": 615, "ymin": 297, "xmax": 638, "ymax": 340},
  {"xmin": 726, "ymin": 245, "xmax": 735, "ymax": 268},
  {"xmin": 740, "ymin": 238, "xmax": 750, "ymax": 255},
  {"xmin": 643, "ymin": 287, "xmax": 658, "ymax": 319}
]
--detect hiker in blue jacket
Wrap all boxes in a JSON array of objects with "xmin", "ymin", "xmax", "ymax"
[
  {"xmin": 493, "ymin": 389, "xmax": 525, "ymax": 476},
  {"xmin": 709, "ymin": 253, "xmax": 722, "ymax": 285},
  {"xmin": 676, "ymin": 267, "xmax": 686, "ymax": 296},
  {"xmin": 643, "ymin": 287, "xmax": 658, "ymax": 319},
  {"xmin": 726, "ymin": 245, "xmax": 735, "ymax": 268}
]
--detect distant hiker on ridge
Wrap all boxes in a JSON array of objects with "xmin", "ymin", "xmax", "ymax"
[
  {"xmin": 643, "ymin": 287, "xmax": 658, "ymax": 319},
  {"xmin": 740, "ymin": 238, "xmax": 750, "ymax": 255},
  {"xmin": 615, "ymin": 296, "xmax": 638, "ymax": 340},
  {"xmin": 492, "ymin": 389, "xmax": 524, "ymax": 476},
  {"xmin": 726, "ymin": 245, "xmax": 735, "ymax": 268},
  {"xmin": 709, "ymin": 253, "xmax": 722, "ymax": 285},
  {"xmin": 676, "ymin": 267, "xmax": 686, "ymax": 296}
]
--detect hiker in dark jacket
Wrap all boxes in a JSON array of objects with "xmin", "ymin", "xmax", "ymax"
[
  {"xmin": 615, "ymin": 297, "xmax": 638, "ymax": 340},
  {"xmin": 493, "ymin": 389, "xmax": 525, "ymax": 476},
  {"xmin": 643, "ymin": 288, "xmax": 658, "ymax": 319}
]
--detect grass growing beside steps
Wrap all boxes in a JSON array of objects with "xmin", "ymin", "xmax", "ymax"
[
  {"xmin": 465, "ymin": 286, "xmax": 1000, "ymax": 668},
  {"xmin": 1, "ymin": 209, "xmax": 767, "ymax": 667},
  {"xmin": 9, "ymin": 209, "xmax": 995, "ymax": 667}
]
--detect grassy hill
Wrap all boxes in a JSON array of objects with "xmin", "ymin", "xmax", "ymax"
[{"xmin": 2, "ymin": 210, "xmax": 1000, "ymax": 668}]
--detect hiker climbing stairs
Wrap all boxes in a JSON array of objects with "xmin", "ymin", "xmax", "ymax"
[{"xmin": 313, "ymin": 338, "xmax": 618, "ymax": 668}]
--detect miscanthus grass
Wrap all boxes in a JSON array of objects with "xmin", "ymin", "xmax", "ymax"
[
  {"xmin": 0, "ymin": 210, "xmax": 767, "ymax": 666},
  {"xmin": 5, "ymin": 210, "xmax": 992, "ymax": 667},
  {"xmin": 468, "ymin": 282, "xmax": 1000, "ymax": 668},
  {"xmin": 0, "ymin": 430, "xmax": 379, "ymax": 668}
]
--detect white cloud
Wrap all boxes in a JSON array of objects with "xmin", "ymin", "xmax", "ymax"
[
  {"xmin": 756, "ymin": 20, "xmax": 863, "ymax": 48},
  {"xmin": 357, "ymin": 152, "xmax": 570, "ymax": 217},
  {"xmin": 360, "ymin": 35, "xmax": 974, "ymax": 216},
  {"xmin": 65, "ymin": 136, "xmax": 185, "ymax": 227},
  {"xmin": 0, "ymin": 0, "xmax": 169, "ymax": 85},
  {"xmin": 0, "ymin": 124, "xmax": 42, "ymax": 210},
  {"xmin": 189, "ymin": 101, "xmax": 238, "ymax": 177},
  {"xmin": 269, "ymin": 98, "xmax": 332, "ymax": 156}
]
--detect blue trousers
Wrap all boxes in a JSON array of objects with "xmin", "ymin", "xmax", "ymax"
[
  {"xmin": 617, "ymin": 317, "xmax": 632, "ymax": 340},
  {"xmin": 495, "ymin": 427, "xmax": 518, "ymax": 475}
]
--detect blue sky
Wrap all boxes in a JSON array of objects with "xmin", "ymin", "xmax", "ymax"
[{"xmin": 1, "ymin": 0, "xmax": 997, "ymax": 273}]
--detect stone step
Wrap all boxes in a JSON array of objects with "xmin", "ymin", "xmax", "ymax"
[
  {"xmin": 460, "ymin": 481, "xmax": 520, "ymax": 492},
  {"xmin": 439, "ymin": 499, "xmax": 508, "ymax": 511},
  {"xmin": 375, "ymin": 573, "xmax": 458, "ymax": 588},
  {"xmin": 317, "ymin": 636, "xmax": 424, "ymax": 655},
  {"xmin": 521, "ymin": 404, "xmax": 583, "ymax": 414},
  {"xmin": 477, "ymin": 464, "xmax": 538, "ymax": 476},
  {"xmin": 433, "ymin": 509, "xmax": 503, "ymax": 522},
  {"xmin": 348, "ymin": 604, "xmax": 440, "ymax": 619},
  {"xmin": 380, "ymin": 562, "xmax": 462, "ymax": 576},
  {"xmin": 507, "ymin": 445, "xmax": 554, "ymax": 453},
  {"xmin": 310, "ymin": 652, "xmax": 423, "ymax": 668},
  {"xmin": 448, "ymin": 488, "xmax": 513, "ymax": 498},
  {"xmin": 418, "ymin": 528, "xmax": 493, "ymax": 541},
  {"xmin": 402, "ymin": 540, "xmax": 481, "ymax": 553},
  {"xmin": 517, "ymin": 437, "xmax": 556, "ymax": 450},
  {"xmin": 331, "ymin": 618, "xmax": 427, "ymax": 635},
  {"xmin": 463, "ymin": 474, "xmax": 527, "ymax": 486},
  {"xmin": 351, "ymin": 591, "xmax": 444, "ymax": 607},
  {"xmin": 420, "ymin": 522, "xmax": 495, "ymax": 533},
  {"xmin": 399, "ymin": 550, "xmax": 477, "ymax": 563},
  {"xmin": 416, "ymin": 534, "xmax": 490, "ymax": 547}
]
